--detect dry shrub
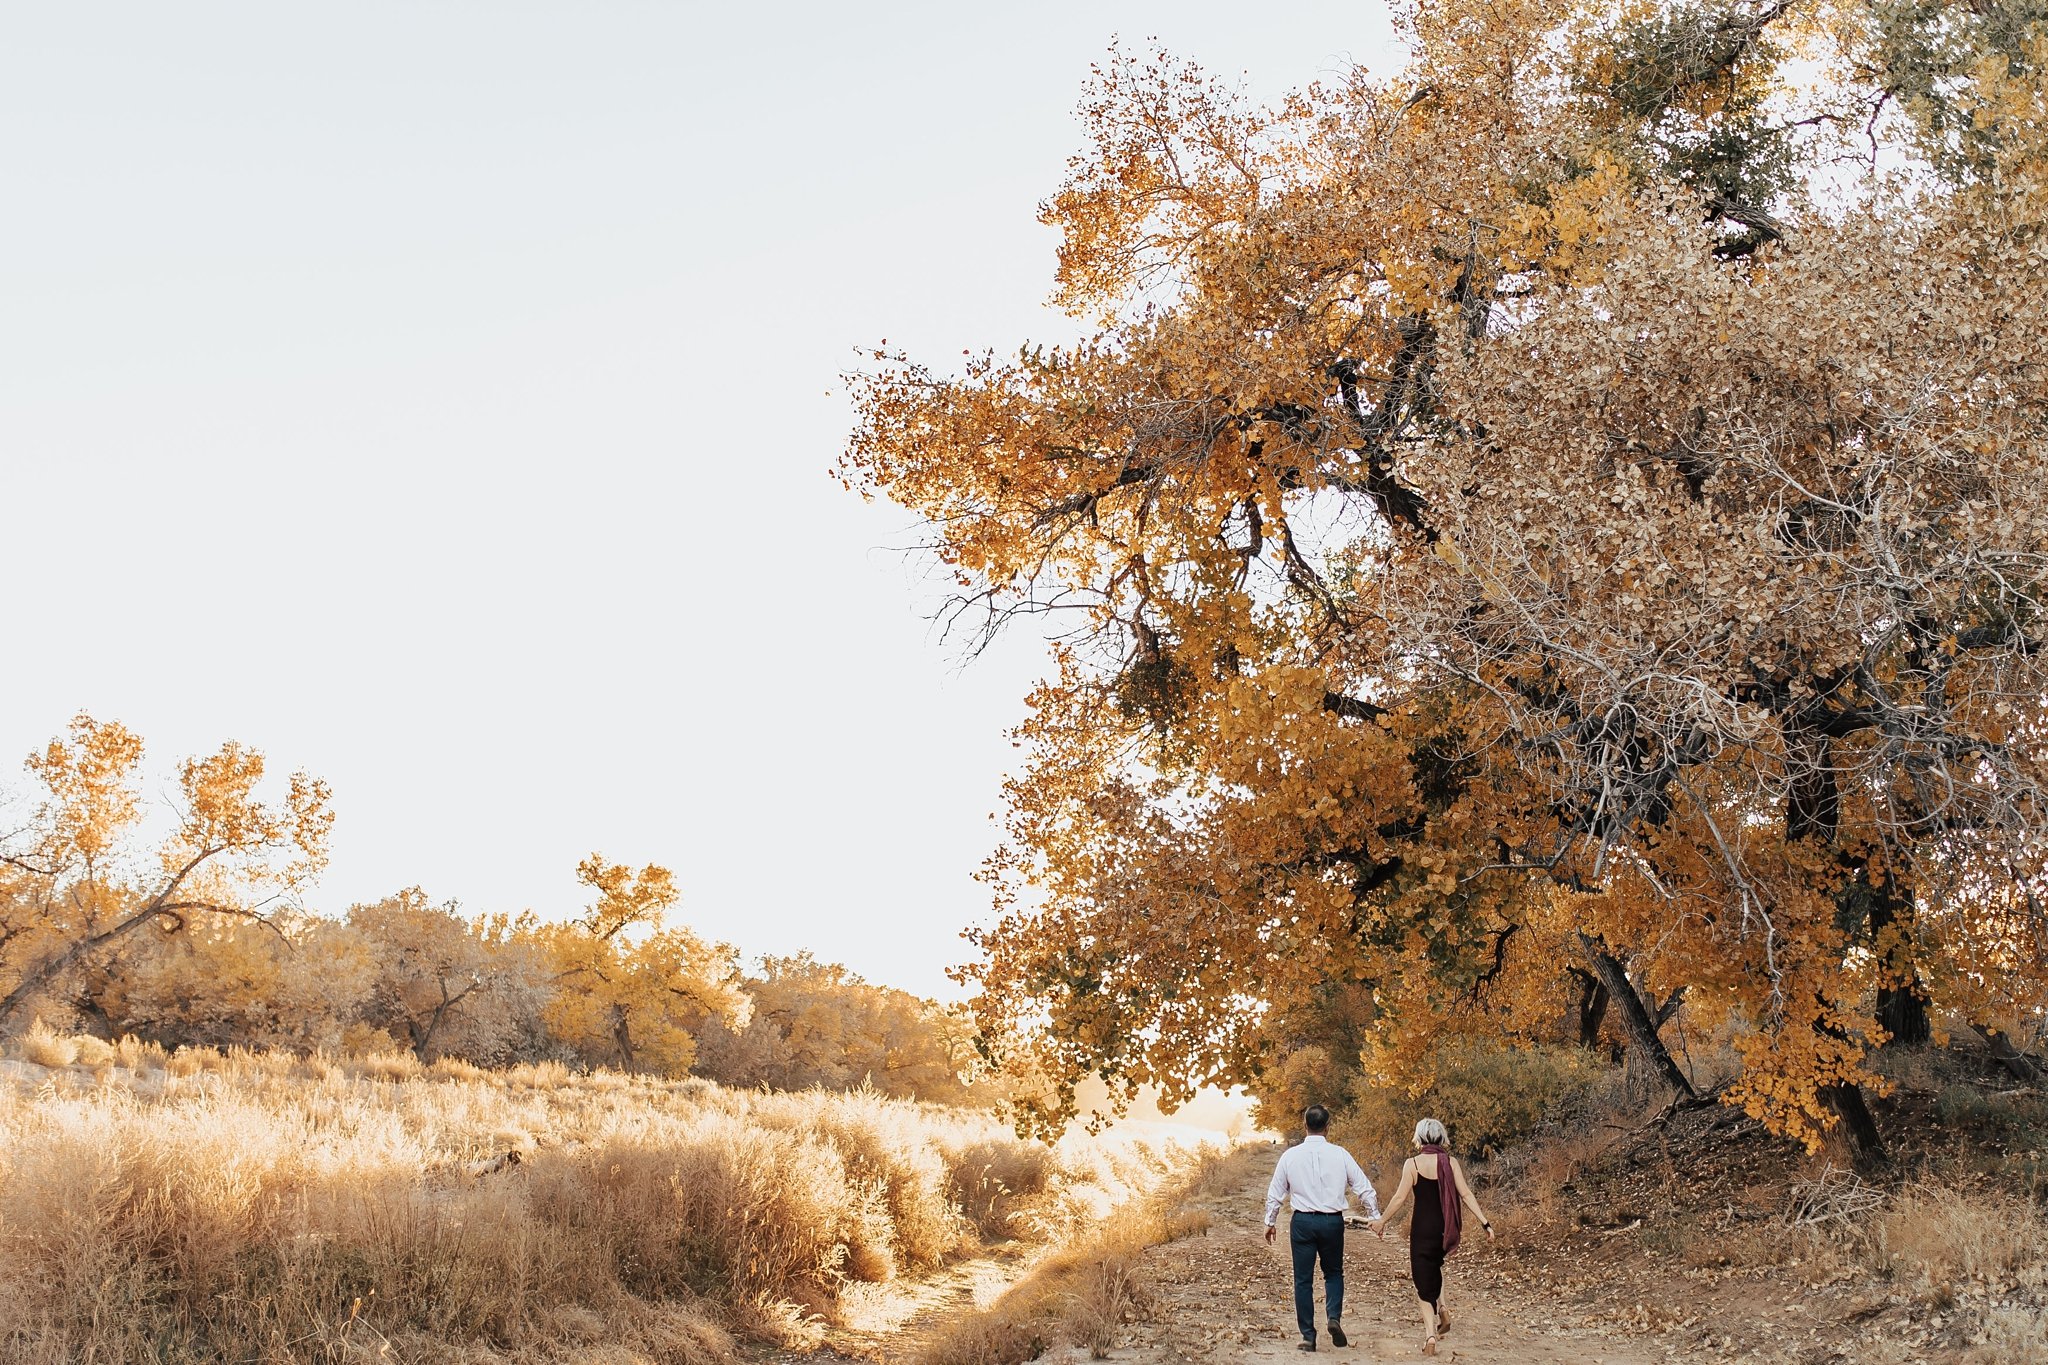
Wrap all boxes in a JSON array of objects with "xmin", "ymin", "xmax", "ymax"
[
  {"xmin": 348, "ymin": 1047, "xmax": 424, "ymax": 1081},
  {"xmin": 1934, "ymin": 1084, "xmax": 2048, "ymax": 1148},
  {"xmin": 518, "ymin": 1301, "xmax": 732, "ymax": 1365},
  {"xmin": 565, "ymin": 1116, "xmax": 875, "ymax": 1306},
  {"xmin": 1868, "ymin": 1041, "xmax": 1951, "ymax": 1097},
  {"xmin": 70, "ymin": 1035, "xmax": 116, "ymax": 1069},
  {"xmin": 112, "ymin": 1034, "xmax": 167, "ymax": 1070},
  {"xmin": 1861, "ymin": 1183, "xmax": 2044, "ymax": 1289},
  {"xmin": 0, "ymin": 1043, "xmax": 1154, "ymax": 1364},
  {"xmin": 1343, "ymin": 1038, "xmax": 1610, "ymax": 1171},
  {"xmin": 912, "ymin": 1309, "xmax": 1053, "ymax": 1365},
  {"xmin": 731, "ymin": 1292, "xmax": 827, "ymax": 1350},
  {"xmin": 762, "ymin": 1088, "xmax": 967, "ymax": 1270},
  {"xmin": 428, "ymin": 1056, "xmax": 491, "ymax": 1083},
  {"xmin": 1061, "ymin": 1250, "xmax": 1154, "ymax": 1360},
  {"xmin": 14, "ymin": 1020, "xmax": 78, "ymax": 1068},
  {"xmin": 1496, "ymin": 1122, "xmax": 1615, "ymax": 1234},
  {"xmin": 947, "ymin": 1136, "xmax": 1060, "ymax": 1239},
  {"xmin": 508, "ymin": 1059, "xmax": 573, "ymax": 1089}
]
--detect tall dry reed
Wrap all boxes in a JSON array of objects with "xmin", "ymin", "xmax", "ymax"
[{"xmin": 0, "ymin": 1035, "xmax": 1172, "ymax": 1364}]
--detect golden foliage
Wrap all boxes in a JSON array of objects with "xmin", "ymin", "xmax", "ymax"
[
  {"xmin": 348, "ymin": 889, "xmax": 549, "ymax": 1063},
  {"xmin": 842, "ymin": 2, "xmax": 2048, "ymax": 1149},
  {"xmin": 1, "ymin": 712, "xmax": 333, "ymax": 1030},
  {"xmin": 3, "ymin": 716, "xmax": 989, "ymax": 1102},
  {"xmin": 536, "ymin": 855, "xmax": 749, "ymax": 1074},
  {"xmin": 694, "ymin": 953, "xmax": 987, "ymax": 1102}
]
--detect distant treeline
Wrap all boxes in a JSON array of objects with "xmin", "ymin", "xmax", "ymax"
[{"xmin": 0, "ymin": 713, "xmax": 986, "ymax": 1102}]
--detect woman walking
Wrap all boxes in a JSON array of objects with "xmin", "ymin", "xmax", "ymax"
[{"xmin": 1371, "ymin": 1118, "xmax": 1494, "ymax": 1356}]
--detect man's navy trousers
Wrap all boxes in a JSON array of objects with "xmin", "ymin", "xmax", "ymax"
[{"xmin": 1289, "ymin": 1210, "xmax": 1345, "ymax": 1342}]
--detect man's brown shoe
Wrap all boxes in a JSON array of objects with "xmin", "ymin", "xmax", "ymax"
[{"xmin": 1328, "ymin": 1324, "xmax": 1348, "ymax": 1347}]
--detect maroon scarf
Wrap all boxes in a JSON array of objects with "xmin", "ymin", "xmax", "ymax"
[{"xmin": 1420, "ymin": 1144, "xmax": 1462, "ymax": 1255}]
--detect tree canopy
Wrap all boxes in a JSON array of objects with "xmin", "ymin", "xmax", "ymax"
[{"xmin": 843, "ymin": 0, "xmax": 2048, "ymax": 1151}]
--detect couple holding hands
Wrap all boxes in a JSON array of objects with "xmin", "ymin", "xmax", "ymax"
[{"xmin": 1262, "ymin": 1106, "xmax": 1495, "ymax": 1355}]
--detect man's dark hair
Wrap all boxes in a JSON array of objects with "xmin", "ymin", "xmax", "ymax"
[{"xmin": 1303, "ymin": 1104, "xmax": 1330, "ymax": 1134}]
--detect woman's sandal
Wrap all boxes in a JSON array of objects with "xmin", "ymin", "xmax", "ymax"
[
  {"xmin": 1437, "ymin": 1306, "xmax": 1451, "ymax": 1336},
  {"xmin": 1422, "ymin": 1336, "xmax": 1439, "ymax": 1356}
]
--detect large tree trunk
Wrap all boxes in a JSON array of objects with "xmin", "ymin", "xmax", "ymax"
[
  {"xmin": 1821, "ymin": 1080, "xmax": 1886, "ymax": 1168},
  {"xmin": 1875, "ymin": 983, "xmax": 1930, "ymax": 1047},
  {"xmin": 412, "ymin": 1006, "xmax": 445, "ymax": 1061},
  {"xmin": 1864, "ymin": 879, "xmax": 1930, "ymax": 1046},
  {"xmin": 1569, "ymin": 967, "xmax": 1611, "ymax": 1050},
  {"xmin": 613, "ymin": 1011, "xmax": 636, "ymax": 1071},
  {"xmin": 1577, "ymin": 934, "xmax": 1695, "ymax": 1100},
  {"xmin": 1972, "ymin": 1024, "xmax": 2044, "ymax": 1085},
  {"xmin": 410, "ymin": 979, "xmax": 479, "ymax": 1061}
]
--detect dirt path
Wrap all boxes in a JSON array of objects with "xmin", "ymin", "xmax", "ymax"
[
  {"xmin": 764, "ymin": 1143, "xmax": 1706, "ymax": 1364},
  {"xmin": 1105, "ymin": 1145, "xmax": 1663, "ymax": 1364},
  {"xmin": 780, "ymin": 1109, "xmax": 2024, "ymax": 1363}
]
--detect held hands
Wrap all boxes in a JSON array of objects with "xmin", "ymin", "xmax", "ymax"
[{"xmin": 1369, "ymin": 1217, "xmax": 1386, "ymax": 1239}]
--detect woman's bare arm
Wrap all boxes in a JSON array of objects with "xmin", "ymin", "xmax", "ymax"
[
  {"xmin": 1450, "ymin": 1158, "xmax": 1495, "ymax": 1238},
  {"xmin": 1372, "ymin": 1159, "xmax": 1417, "ymax": 1233}
]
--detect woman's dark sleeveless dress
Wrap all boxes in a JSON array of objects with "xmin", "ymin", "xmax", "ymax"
[{"xmin": 1410, "ymin": 1165, "xmax": 1446, "ymax": 1306}]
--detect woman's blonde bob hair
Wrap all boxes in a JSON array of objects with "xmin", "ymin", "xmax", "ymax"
[{"xmin": 1413, "ymin": 1117, "xmax": 1447, "ymax": 1147}]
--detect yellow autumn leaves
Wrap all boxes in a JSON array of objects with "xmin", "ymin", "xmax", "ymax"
[{"xmin": 844, "ymin": 1, "xmax": 2048, "ymax": 1151}]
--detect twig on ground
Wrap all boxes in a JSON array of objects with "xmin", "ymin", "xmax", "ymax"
[{"xmin": 1785, "ymin": 1164, "xmax": 1886, "ymax": 1229}]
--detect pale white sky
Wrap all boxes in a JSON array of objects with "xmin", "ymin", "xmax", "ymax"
[{"xmin": 0, "ymin": 2, "xmax": 1401, "ymax": 998}]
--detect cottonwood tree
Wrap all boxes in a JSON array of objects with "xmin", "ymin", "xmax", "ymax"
[
  {"xmin": 694, "ymin": 953, "xmax": 983, "ymax": 1100},
  {"xmin": 538, "ymin": 854, "xmax": 749, "ymax": 1073},
  {"xmin": 97, "ymin": 909, "xmax": 374, "ymax": 1051},
  {"xmin": 349, "ymin": 890, "xmax": 547, "ymax": 1063},
  {"xmin": 843, "ymin": 0, "xmax": 2048, "ymax": 1155},
  {"xmin": 0, "ymin": 713, "xmax": 333, "ymax": 1031}
]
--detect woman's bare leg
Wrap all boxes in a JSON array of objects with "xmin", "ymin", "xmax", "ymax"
[
  {"xmin": 1437, "ymin": 1291, "xmax": 1451, "ymax": 1334},
  {"xmin": 1418, "ymin": 1297, "xmax": 1438, "ymax": 1341}
]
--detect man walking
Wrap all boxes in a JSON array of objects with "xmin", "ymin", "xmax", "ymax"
[{"xmin": 1264, "ymin": 1104, "xmax": 1380, "ymax": 1352}]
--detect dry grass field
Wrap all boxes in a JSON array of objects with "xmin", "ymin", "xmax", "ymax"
[{"xmin": 0, "ymin": 1027, "xmax": 1193, "ymax": 1365}]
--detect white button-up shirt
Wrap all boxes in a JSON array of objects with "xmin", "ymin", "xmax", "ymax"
[{"xmin": 1264, "ymin": 1134, "xmax": 1380, "ymax": 1227}]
